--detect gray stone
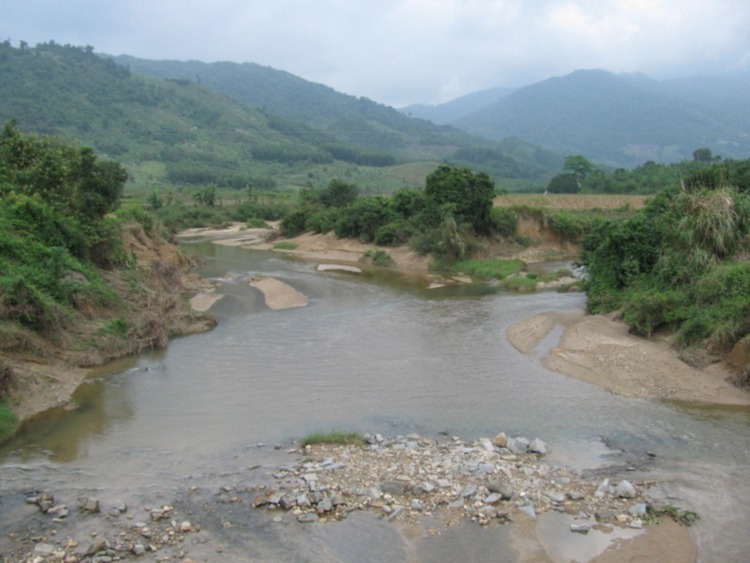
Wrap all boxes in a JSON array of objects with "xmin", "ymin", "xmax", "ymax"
[
  {"xmin": 570, "ymin": 523, "xmax": 590, "ymax": 534},
  {"xmin": 518, "ymin": 503, "xmax": 536, "ymax": 519},
  {"xmin": 436, "ymin": 479, "xmax": 451, "ymax": 489},
  {"xmin": 528, "ymin": 438, "xmax": 547, "ymax": 455},
  {"xmin": 566, "ymin": 490, "xmax": 585, "ymax": 501},
  {"xmin": 82, "ymin": 498, "xmax": 100, "ymax": 514},
  {"xmin": 487, "ymin": 480, "xmax": 514, "ymax": 500},
  {"xmin": 280, "ymin": 494, "xmax": 297, "ymax": 510},
  {"xmin": 461, "ymin": 485, "xmax": 477, "ymax": 498},
  {"xmin": 133, "ymin": 544, "xmax": 146, "ymax": 556},
  {"xmin": 297, "ymin": 493, "xmax": 311, "ymax": 508},
  {"xmin": 380, "ymin": 481, "xmax": 406, "ymax": 496},
  {"xmin": 331, "ymin": 492, "xmax": 346, "ymax": 506},
  {"xmin": 547, "ymin": 492, "xmax": 566, "ymax": 503},
  {"xmin": 479, "ymin": 438, "xmax": 495, "ymax": 452},
  {"xmin": 615, "ymin": 480, "xmax": 636, "ymax": 498},
  {"xmin": 317, "ymin": 497, "xmax": 333, "ymax": 514},
  {"xmin": 507, "ymin": 437, "xmax": 529, "ymax": 454},
  {"xmin": 629, "ymin": 503, "xmax": 648, "ymax": 515},
  {"xmin": 387, "ymin": 506, "xmax": 405, "ymax": 521},
  {"xmin": 297, "ymin": 513, "xmax": 318, "ymax": 523},
  {"xmin": 34, "ymin": 543, "xmax": 57, "ymax": 556},
  {"xmin": 484, "ymin": 493, "xmax": 503, "ymax": 505}
]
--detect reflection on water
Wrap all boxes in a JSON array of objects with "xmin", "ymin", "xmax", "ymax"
[{"xmin": 1, "ymin": 242, "xmax": 749, "ymax": 561}]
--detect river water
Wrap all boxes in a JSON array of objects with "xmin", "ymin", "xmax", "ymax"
[{"xmin": 1, "ymin": 242, "xmax": 749, "ymax": 561}]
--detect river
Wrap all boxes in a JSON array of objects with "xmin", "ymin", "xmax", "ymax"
[{"xmin": 1, "ymin": 242, "xmax": 749, "ymax": 561}]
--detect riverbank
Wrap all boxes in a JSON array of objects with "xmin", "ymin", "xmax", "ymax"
[
  {"xmin": 2, "ymin": 223, "xmax": 217, "ymax": 425},
  {"xmin": 508, "ymin": 309, "xmax": 750, "ymax": 406}
]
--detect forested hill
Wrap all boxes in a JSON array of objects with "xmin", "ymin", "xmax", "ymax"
[
  {"xmin": 454, "ymin": 69, "xmax": 750, "ymax": 167},
  {"xmin": 111, "ymin": 54, "xmax": 561, "ymax": 179}
]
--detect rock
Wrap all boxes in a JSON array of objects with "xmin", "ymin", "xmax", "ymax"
[
  {"xmin": 380, "ymin": 482, "xmax": 406, "ymax": 496},
  {"xmin": 460, "ymin": 485, "xmax": 477, "ymax": 498},
  {"xmin": 518, "ymin": 503, "xmax": 536, "ymax": 519},
  {"xmin": 180, "ymin": 521, "xmax": 192, "ymax": 532},
  {"xmin": 331, "ymin": 492, "xmax": 346, "ymax": 506},
  {"xmin": 386, "ymin": 506, "xmax": 405, "ymax": 521},
  {"xmin": 566, "ymin": 490, "xmax": 585, "ymax": 501},
  {"xmin": 528, "ymin": 438, "xmax": 547, "ymax": 455},
  {"xmin": 570, "ymin": 523, "xmax": 590, "ymax": 534},
  {"xmin": 82, "ymin": 498, "xmax": 100, "ymax": 514},
  {"xmin": 629, "ymin": 518, "xmax": 643, "ymax": 529},
  {"xmin": 492, "ymin": 433, "xmax": 508, "ymax": 448},
  {"xmin": 484, "ymin": 493, "xmax": 503, "ymax": 505},
  {"xmin": 479, "ymin": 438, "xmax": 495, "ymax": 452},
  {"xmin": 629, "ymin": 503, "xmax": 648, "ymax": 515},
  {"xmin": 487, "ymin": 480, "xmax": 514, "ymax": 500},
  {"xmin": 595, "ymin": 478, "xmax": 610, "ymax": 497},
  {"xmin": 86, "ymin": 537, "xmax": 108, "ymax": 556},
  {"xmin": 280, "ymin": 494, "xmax": 297, "ymax": 510},
  {"xmin": 507, "ymin": 437, "xmax": 529, "ymax": 454},
  {"xmin": 34, "ymin": 543, "xmax": 57, "ymax": 556},
  {"xmin": 317, "ymin": 497, "xmax": 333, "ymax": 514},
  {"xmin": 297, "ymin": 493, "xmax": 311, "ymax": 508},
  {"xmin": 132, "ymin": 544, "xmax": 146, "ymax": 556},
  {"xmin": 296, "ymin": 513, "xmax": 318, "ymax": 523},
  {"xmin": 547, "ymin": 492, "xmax": 566, "ymax": 503},
  {"xmin": 411, "ymin": 499, "xmax": 423, "ymax": 511},
  {"xmin": 615, "ymin": 480, "xmax": 636, "ymax": 499}
]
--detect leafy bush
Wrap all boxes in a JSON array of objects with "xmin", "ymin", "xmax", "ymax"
[
  {"xmin": 361, "ymin": 249, "xmax": 394, "ymax": 267},
  {"xmin": 491, "ymin": 207, "xmax": 518, "ymax": 237}
]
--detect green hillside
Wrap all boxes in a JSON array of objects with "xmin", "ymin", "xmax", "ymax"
[{"xmin": 112, "ymin": 55, "xmax": 561, "ymax": 182}]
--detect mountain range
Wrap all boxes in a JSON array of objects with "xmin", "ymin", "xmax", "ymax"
[
  {"xmin": 404, "ymin": 69, "xmax": 750, "ymax": 167},
  {"xmin": 2, "ymin": 40, "xmax": 747, "ymax": 194}
]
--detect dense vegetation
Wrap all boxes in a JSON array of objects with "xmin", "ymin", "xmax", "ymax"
[
  {"xmin": 581, "ymin": 162, "xmax": 750, "ymax": 373},
  {"xmin": 0, "ymin": 122, "xmax": 135, "ymax": 440},
  {"xmin": 545, "ymin": 152, "xmax": 750, "ymax": 196}
]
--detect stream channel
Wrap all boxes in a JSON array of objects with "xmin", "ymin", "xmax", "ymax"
[{"xmin": 1, "ymin": 241, "xmax": 749, "ymax": 561}]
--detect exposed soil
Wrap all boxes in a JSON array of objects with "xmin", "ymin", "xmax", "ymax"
[{"xmin": 2, "ymin": 223, "xmax": 217, "ymax": 424}]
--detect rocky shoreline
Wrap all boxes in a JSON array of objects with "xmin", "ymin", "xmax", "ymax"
[{"xmin": 2, "ymin": 432, "xmax": 690, "ymax": 562}]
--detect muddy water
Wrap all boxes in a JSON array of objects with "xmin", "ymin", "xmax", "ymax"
[{"xmin": 2, "ymin": 242, "xmax": 750, "ymax": 561}]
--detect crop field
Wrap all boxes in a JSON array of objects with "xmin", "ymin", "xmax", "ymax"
[{"xmin": 494, "ymin": 193, "xmax": 650, "ymax": 210}]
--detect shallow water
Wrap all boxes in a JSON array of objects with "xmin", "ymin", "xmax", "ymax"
[{"xmin": 1, "ymin": 242, "xmax": 749, "ymax": 561}]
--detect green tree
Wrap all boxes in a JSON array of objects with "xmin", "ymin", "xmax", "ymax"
[
  {"xmin": 564, "ymin": 155, "xmax": 594, "ymax": 190},
  {"xmin": 319, "ymin": 179, "xmax": 359, "ymax": 208},
  {"xmin": 424, "ymin": 165, "xmax": 495, "ymax": 235}
]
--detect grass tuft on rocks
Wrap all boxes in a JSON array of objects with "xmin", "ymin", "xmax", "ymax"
[{"xmin": 300, "ymin": 431, "xmax": 364, "ymax": 447}]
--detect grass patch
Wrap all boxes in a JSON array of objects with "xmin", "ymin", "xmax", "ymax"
[
  {"xmin": 0, "ymin": 401, "xmax": 19, "ymax": 444},
  {"xmin": 453, "ymin": 258, "xmax": 525, "ymax": 280},
  {"xmin": 300, "ymin": 431, "xmax": 364, "ymax": 447},
  {"xmin": 273, "ymin": 241, "xmax": 298, "ymax": 250}
]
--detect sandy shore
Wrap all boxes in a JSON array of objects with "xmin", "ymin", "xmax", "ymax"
[{"xmin": 507, "ymin": 309, "xmax": 750, "ymax": 406}]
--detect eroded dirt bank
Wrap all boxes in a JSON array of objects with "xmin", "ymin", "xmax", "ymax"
[{"xmin": 2, "ymin": 223, "xmax": 217, "ymax": 424}]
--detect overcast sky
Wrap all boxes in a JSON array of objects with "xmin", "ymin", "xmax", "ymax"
[{"xmin": 4, "ymin": 0, "xmax": 750, "ymax": 106}]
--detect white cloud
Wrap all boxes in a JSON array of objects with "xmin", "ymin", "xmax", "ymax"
[{"xmin": 3, "ymin": 0, "xmax": 749, "ymax": 105}]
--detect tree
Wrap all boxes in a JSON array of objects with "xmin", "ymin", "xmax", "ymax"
[
  {"xmin": 564, "ymin": 155, "xmax": 594, "ymax": 190},
  {"xmin": 693, "ymin": 148, "xmax": 714, "ymax": 162},
  {"xmin": 424, "ymin": 165, "xmax": 495, "ymax": 234},
  {"xmin": 319, "ymin": 179, "xmax": 359, "ymax": 208},
  {"xmin": 547, "ymin": 173, "xmax": 579, "ymax": 194}
]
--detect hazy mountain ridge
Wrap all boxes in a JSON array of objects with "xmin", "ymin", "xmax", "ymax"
[{"xmin": 405, "ymin": 69, "xmax": 750, "ymax": 167}]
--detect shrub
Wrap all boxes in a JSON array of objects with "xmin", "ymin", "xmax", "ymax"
[
  {"xmin": 491, "ymin": 207, "xmax": 518, "ymax": 237},
  {"xmin": 361, "ymin": 249, "xmax": 394, "ymax": 267},
  {"xmin": 0, "ymin": 401, "xmax": 18, "ymax": 444}
]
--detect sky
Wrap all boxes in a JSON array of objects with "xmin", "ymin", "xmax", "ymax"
[{"xmin": 4, "ymin": 0, "xmax": 750, "ymax": 107}]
